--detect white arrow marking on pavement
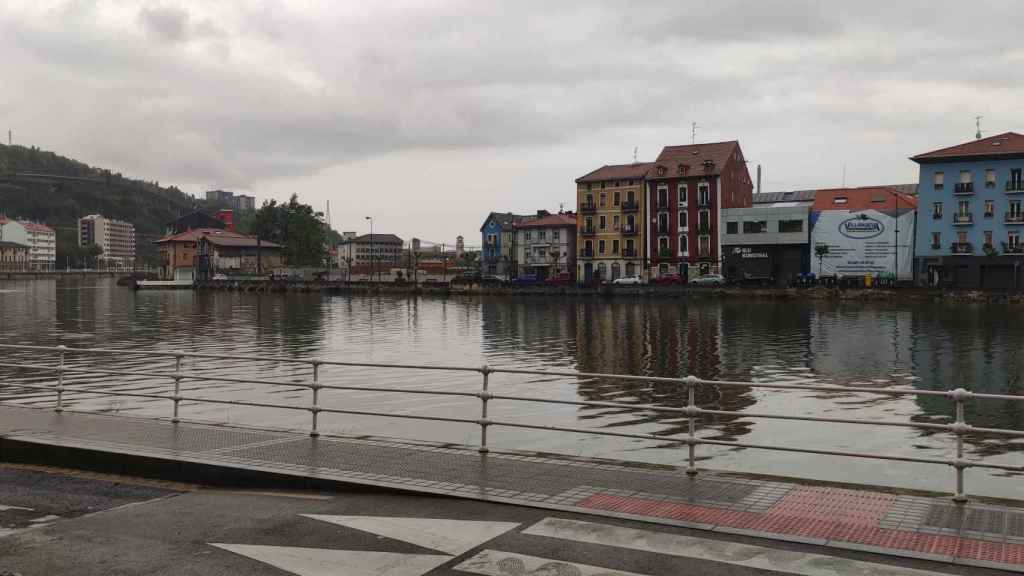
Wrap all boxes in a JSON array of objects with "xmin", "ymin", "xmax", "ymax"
[
  {"xmin": 0, "ymin": 504, "xmax": 33, "ymax": 512},
  {"xmin": 303, "ymin": 515, "xmax": 520, "ymax": 556},
  {"xmin": 210, "ymin": 544, "xmax": 451, "ymax": 576},
  {"xmin": 524, "ymin": 518, "xmax": 945, "ymax": 576},
  {"xmin": 455, "ymin": 549, "xmax": 647, "ymax": 576}
]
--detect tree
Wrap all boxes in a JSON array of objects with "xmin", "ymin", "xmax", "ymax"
[
  {"xmin": 252, "ymin": 194, "xmax": 328, "ymax": 267},
  {"xmin": 814, "ymin": 244, "xmax": 829, "ymax": 276}
]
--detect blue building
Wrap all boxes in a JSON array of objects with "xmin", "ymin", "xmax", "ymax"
[
  {"xmin": 913, "ymin": 132, "xmax": 1024, "ymax": 289},
  {"xmin": 479, "ymin": 212, "xmax": 531, "ymax": 278}
]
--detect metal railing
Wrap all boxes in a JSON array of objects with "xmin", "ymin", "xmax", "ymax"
[{"xmin": 1, "ymin": 343, "xmax": 1022, "ymax": 503}]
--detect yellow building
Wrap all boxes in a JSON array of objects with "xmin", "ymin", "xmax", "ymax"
[{"xmin": 575, "ymin": 162, "xmax": 652, "ymax": 283}]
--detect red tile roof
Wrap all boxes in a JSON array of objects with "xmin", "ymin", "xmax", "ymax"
[
  {"xmin": 154, "ymin": 228, "xmax": 279, "ymax": 247},
  {"xmin": 576, "ymin": 163, "xmax": 654, "ymax": 183},
  {"xmin": 648, "ymin": 141, "xmax": 741, "ymax": 179},
  {"xmin": 21, "ymin": 221, "xmax": 54, "ymax": 234},
  {"xmin": 515, "ymin": 213, "xmax": 577, "ymax": 228},
  {"xmin": 812, "ymin": 186, "xmax": 918, "ymax": 213},
  {"xmin": 911, "ymin": 132, "xmax": 1024, "ymax": 162}
]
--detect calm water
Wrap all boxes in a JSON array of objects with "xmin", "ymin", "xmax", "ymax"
[{"xmin": 0, "ymin": 277, "xmax": 1021, "ymax": 498}]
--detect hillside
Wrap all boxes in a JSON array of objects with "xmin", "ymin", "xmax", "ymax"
[{"xmin": 0, "ymin": 144, "xmax": 201, "ymax": 265}]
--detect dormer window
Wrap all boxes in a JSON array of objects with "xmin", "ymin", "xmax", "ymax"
[
  {"xmin": 677, "ymin": 164, "xmax": 685, "ymax": 175},
  {"xmin": 657, "ymin": 165, "xmax": 667, "ymax": 176}
]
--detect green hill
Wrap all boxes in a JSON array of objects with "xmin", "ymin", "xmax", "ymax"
[{"xmin": 0, "ymin": 144, "xmax": 202, "ymax": 265}]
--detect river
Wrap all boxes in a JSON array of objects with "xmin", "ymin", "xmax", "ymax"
[{"xmin": 0, "ymin": 277, "xmax": 1021, "ymax": 499}]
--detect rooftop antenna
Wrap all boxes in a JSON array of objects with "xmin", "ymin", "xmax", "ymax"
[
  {"xmin": 842, "ymin": 163, "xmax": 847, "ymax": 187},
  {"xmin": 632, "ymin": 146, "xmax": 638, "ymax": 163},
  {"xmin": 975, "ymin": 115, "xmax": 983, "ymax": 140},
  {"xmin": 691, "ymin": 122, "xmax": 699, "ymax": 144},
  {"xmin": 7, "ymin": 130, "xmax": 10, "ymax": 146}
]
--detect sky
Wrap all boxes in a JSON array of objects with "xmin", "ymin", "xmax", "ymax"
[{"xmin": 2, "ymin": 1, "xmax": 1023, "ymax": 246}]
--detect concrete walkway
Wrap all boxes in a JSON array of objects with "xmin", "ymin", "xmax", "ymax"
[{"xmin": 0, "ymin": 405, "xmax": 1020, "ymax": 573}]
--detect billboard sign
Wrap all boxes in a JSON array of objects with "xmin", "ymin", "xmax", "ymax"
[{"xmin": 810, "ymin": 209, "xmax": 914, "ymax": 280}]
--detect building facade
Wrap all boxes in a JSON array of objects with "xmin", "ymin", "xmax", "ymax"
[
  {"xmin": 339, "ymin": 234, "xmax": 403, "ymax": 267},
  {"xmin": 195, "ymin": 234, "xmax": 283, "ymax": 279},
  {"xmin": 79, "ymin": 214, "xmax": 136, "ymax": 265},
  {"xmin": 513, "ymin": 212, "xmax": 577, "ymax": 280},
  {"xmin": 0, "ymin": 240, "xmax": 30, "ymax": 270},
  {"xmin": 575, "ymin": 163, "xmax": 651, "ymax": 283},
  {"xmin": 480, "ymin": 212, "xmax": 531, "ymax": 278},
  {"xmin": 646, "ymin": 141, "xmax": 754, "ymax": 279},
  {"xmin": 721, "ymin": 190, "xmax": 814, "ymax": 286},
  {"xmin": 0, "ymin": 218, "xmax": 56, "ymax": 270},
  {"xmin": 912, "ymin": 132, "xmax": 1024, "ymax": 289}
]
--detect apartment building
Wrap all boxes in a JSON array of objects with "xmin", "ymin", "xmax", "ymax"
[
  {"xmin": 574, "ymin": 163, "xmax": 652, "ymax": 283},
  {"xmin": 78, "ymin": 214, "xmax": 136, "ymax": 265},
  {"xmin": 513, "ymin": 212, "xmax": 577, "ymax": 280},
  {"xmin": 0, "ymin": 218, "xmax": 56, "ymax": 270}
]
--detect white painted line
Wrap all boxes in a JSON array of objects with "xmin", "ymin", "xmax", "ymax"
[
  {"xmin": 0, "ymin": 504, "xmax": 34, "ymax": 512},
  {"xmin": 210, "ymin": 543, "xmax": 451, "ymax": 576},
  {"xmin": 30, "ymin": 515, "xmax": 61, "ymax": 523},
  {"xmin": 524, "ymin": 518, "xmax": 942, "ymax": 576},
  {"xmin": 303, "ymin": 515, "xmax": 520, "ymax": 556},
  {"xmin": 455, "ymin": 549, "xmax": 647, "ymax": 576}
]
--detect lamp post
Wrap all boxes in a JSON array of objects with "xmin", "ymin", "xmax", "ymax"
[{"xmin": 365, "ymin": 216, "xmax": 374, "ymax": 283}]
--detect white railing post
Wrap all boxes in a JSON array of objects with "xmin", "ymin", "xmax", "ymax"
[
  {"xmin": 478, "ymin": 366, "xmax": 491, "ymax": 454},
  {"xmin": 310, "ymin": 362, "xmax": 321, "ymax": 437},
  {"xmin": 685, "ymin": 375, "xmax": 698, "ymax": 476},
  {"xmin": 950, "ymin": 387, "xmax": 971, "ymax": 503},
  {"xmin": 172, "ymin": 353, "xmax": 183, "ymax": 423},
  {"xmin": 54, "ymin": 345, "xmax": 66, "ymax": 413}
]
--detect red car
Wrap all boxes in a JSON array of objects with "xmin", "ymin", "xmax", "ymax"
[
  {"xmin": 545, "ymin": 272, "xmax": 573, "ymax": 286},
  {"xmin": 653, "ymin": 274, "xmax": 685, "ymax": 286}
]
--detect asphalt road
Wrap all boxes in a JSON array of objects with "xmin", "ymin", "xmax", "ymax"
[{"xmin": 0, "ymin": 465, "xmax": 1007, "ymax": 576}]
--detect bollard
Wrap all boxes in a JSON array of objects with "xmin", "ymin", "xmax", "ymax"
[
  {"xmin": 310, "ymin": 362, "xmax": 321, "ymax": 437},
  {"xmin": 55, "ymin": 345, "xmax": 66, "ymax": 413},
  {"xmin": 951, "ymin": 388, "xmax": 970, "ymax": 503},
  {"xmin": 172, "ymin": 354, "xmax": 183, "ymax": 423},
  {"xmin": 479, "ymin": 366, "xmax": 491, "ymax": 454},
  {"xmin": 686, "ymin": 376, "xmax": 698, "ymax": 476}
]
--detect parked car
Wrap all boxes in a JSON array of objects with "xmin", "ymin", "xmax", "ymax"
[
  {"xmin": 612, "ymin": 276, "xmax": 643, "ymax": 285},
  {"xmin": 513, "ymin": 274, "xmax": 542, "ymax": 286},
  {"xmin": 653, "ymin": 274, "xmax": 685, "ymax": 286},
  {"xmin": 545, "ymin": 272, "xmax": 573, "ymax": 286},
  {"xmin": 690, "ymin": 273, "xmax": 727, "ymax": 287},
  {"xmin": 212, "ymin": 273, "xmax": 228, "ymax": 281}
]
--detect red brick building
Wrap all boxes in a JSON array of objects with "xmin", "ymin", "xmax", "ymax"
[{"xmin": 646, "ymin": 141, "xmax": 753, "ymax": 278}]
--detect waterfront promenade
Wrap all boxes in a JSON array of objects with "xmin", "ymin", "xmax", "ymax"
[{"xmin": 1, "ymin": 404, "xmax": 1022, "ymax": 573}]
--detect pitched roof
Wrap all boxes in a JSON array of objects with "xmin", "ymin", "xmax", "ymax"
[
  {"xmin": 0, "ymin": 240, "xmax": 30, "ymax": 250},
  {"xmin": 515, "ymin": 213, "xmax": 576, "ymax": 228},
  {"xmin": 202, "ymin": 235, "xmax": 281, "ymax": 248},
  {"xmin": 812, "ymin": 186, "xmax": 918, "ymax": 213},
  {"xmin": 648, "ymin": 141, "xmax": 741, "ymax": 179},
  {"xmin": 753, "ymin": 190, "xmax": 817, "ymax": 204},
  {"xmin": 911, "ymin": 132, "xmax": 1024, "ymax": 163},
  {"xmin": 154, "ymin": 227, "xmax": 276, "ymax": 246},
  {"xmin": 575, "ymin": 162, "xmax": 654, "ymax": 183},
  {"xmin": 347, "ymin": 233, "xmax": 403, "ymax": 244},
  {"xmin": 480, "ymin": 211, "xmax": 532, "ymax": 232}
]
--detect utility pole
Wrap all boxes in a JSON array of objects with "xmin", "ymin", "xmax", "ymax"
[
  {"xmin": 975, "ymin": 116, "xmax": 983, "ymax": 140},
  {"xmin": 691, "ymin": 122, "xmax": 698, "ymax": 144}
]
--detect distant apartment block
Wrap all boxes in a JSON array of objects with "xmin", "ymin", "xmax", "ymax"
[
  {"xmin": 205, "ymin": 189, "xmax": 257, "ymax": 212},
  {"xmin": 79, "ymin": 214, "xmax": 136, "ymax": 265},
  {"xmin": 514, "ymin": 211, "xmax": 577, "ymax": 280},
  {"xmin": 0, "ymin": 217, "xmax": 56, "ymax": 270}
]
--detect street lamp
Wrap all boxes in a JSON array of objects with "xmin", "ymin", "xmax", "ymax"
[{"xmin": 365, "ymin": 216, "xmax": 374, "ymax": 283}]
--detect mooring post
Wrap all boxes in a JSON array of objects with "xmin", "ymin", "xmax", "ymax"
[
  {"xmin": 310, "ymin": 362, "xmax": 321, "ymax": 437},
  {"xmin": 686, "ymin": 375, "xmax": 699, "ymax": 476},
  {"xmin": 55, "ymin": 345, "xmax": 66, "ymax": 413},
  {"xmin": 479, "ymin": 365, "xmax": 491, "ymax": 454},
  {"xmin": 172, "ymin": 353, "xmax": 183, "ymax": 423}
]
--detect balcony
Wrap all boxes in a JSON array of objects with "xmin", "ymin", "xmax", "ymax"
[
  {"xmin": 1003, "ymin": 242, "xmax": 1024, "ymax": 254},
  {"xmin": 580, "ymin": 247, "xmax": 594, "ymax": 258},
  {"xmin": 658, "ymin": 247, "xmax": 672, "ymax": 259},
  {"xmin": 622, "ymin": 248, "xmax": 637, "ymax": 257},
  {"xmin": 1006, "ymin": 212, "xmax": 1024, "ymax": 225},
  {"xmin": 621, "ymin": 200, "xmax": 639, "ymax": 212},
  {"xmin": 580, "ymin": 203, "xmax": 597, "ymax": 214},
  {"xmin": 621, "ymin": 226, "xmax": 639, "ymax": 236},
  {"xmin": 932, "ymin": 212, "xmax": 942, "ymax": 220},
  {"xmin": 950, "ymin": 242, "xmax": 973, "ymax": 254},
  {"xmin": 1007, "ymin": 181, "xmax": 1024, "ymax": 193},
  {"xmin": 698, "ymin": 196, "xmax": 712, "ymax": 207},
  {"xmin": 954, "ymin": 182, "xmax": 974, "ymax": 195},
  {"xmin": 657, "ymin": 226, "xmax": 671, "ymax": 235},
  {"xmin": 580, "ymin": 227, "xmax": 597, "ymax": 236},
  {"xmin": 952, "ymin": 212, "xmax": 973, "ymax": 225}
]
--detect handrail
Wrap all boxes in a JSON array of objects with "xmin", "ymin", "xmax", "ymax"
[{"xmin": 1, "ymin": 343, "xmax": 1023, "ymax": 503}]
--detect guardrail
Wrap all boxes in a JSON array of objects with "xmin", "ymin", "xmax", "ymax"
[{"xmin": 1, "ymin": 343, "xmax": 1022, "ymax": 503}]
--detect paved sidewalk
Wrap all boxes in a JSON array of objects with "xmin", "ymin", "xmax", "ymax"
[{"xmin": 0, "ymin": 405, "xmax": 1021, "ymax": 573}]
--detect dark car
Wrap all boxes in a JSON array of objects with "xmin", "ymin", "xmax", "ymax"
[
  {"xmin": 653, "ymin": 274, "xmax": 685, "ymax": 286},
  {"xmin": 545, "ymin": 272, "xmax": 573, "ymax": 286},
  {"xmin": 512, "ymin": 274, "xmax": 541, "ymax": 286}
]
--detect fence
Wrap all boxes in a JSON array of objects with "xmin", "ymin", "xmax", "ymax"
[{"xmin": 0, "ymin": 343, "xmax": 1022, "ymax": 503}]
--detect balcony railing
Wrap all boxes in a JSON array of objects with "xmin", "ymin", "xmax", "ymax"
[
  {"xmin": 1003, "ymin": 242, "xmax": 1023, "ymax": 254},
  {"xmin": 1008, "ymin": 180, "xmax": 1024, "ymax": 193},
  {"xmin": 580, "ymin": 248, "xmax": 594, "ymax": 258},
  {"xmin": 697, "ymin": 193, "xmax": 712, "ymax": 207},
  {"xmin": 580, "ymin": 227, "xmax": 597, "ymax": 236},
  {"xmin": 932, "ymin": 212, "xmax": 942, "ymax": 220},
  {"xmin": 954, "ymin": 182, "xmax": 974, "ymax": 195},
  {"xmin": 621, "ymin": 226, "xmax": 639, "ymax": 236},
  {"xmin": 1005, "ymin": 212, "xmax": 1024, "ymax": 224},
  {"xmin": 950, "ymin": 242, "xmax": 973, "ymax": 254},
  {"xmin": 620, "ymin": 200, "xmax": 639, "ymax": 212},
  {"xmin": 953, "ymin": 213, "xmax": 973, "ymax": 225},
  {"xmin": 621, "ymin": 248, "xmax": 637, "ymax": 257},
  {"xmin": 657, "ymin": 226, "xmax": 671, "ymax": 235},
  {"xmin": 579, "ymin": 203, "xmax": 597, "ymax": 214}
]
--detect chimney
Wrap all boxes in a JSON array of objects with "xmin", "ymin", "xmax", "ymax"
[
  {"xmin": 217, "ymin": 209, "xmax": 235, "ymax": 232},
  {"xmin": 757, "ymin": 164, "xmax": 762, "ymax": 195}
]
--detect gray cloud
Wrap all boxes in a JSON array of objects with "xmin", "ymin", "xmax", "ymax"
[{"xmin": 1, "ymin": 1, "xmax": 1021, "ymax": 240}]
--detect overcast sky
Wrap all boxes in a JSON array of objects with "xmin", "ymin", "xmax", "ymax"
[{"xmin": 3, "ymin": 1, "xmax": 1022, "ymax": 245}]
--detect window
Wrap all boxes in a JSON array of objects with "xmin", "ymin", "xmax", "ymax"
[
  {"xmin": 698, "ymin": 235, "xmax": 711, "ymax": 258},
  {"xmin": 984, "ymin": 231, "xmax": 993, "ymax": 247},
  {"xmin": 1013, "ymin": 168, "xmax": 1024, "ymax": 184},
  {"xmin": 612, "ymin": 239, "xmax": 619, "ymax": 254},
  {"xmin": 626, "ymin": 239, "xmax": 635, "ymax": 253},
  {"xmin": 743, "ymin": 221, "xmax": 767, "ymax": 233},
  {"xmin": 986, "ymin": 169, "xmax": 997, "ymax": 188},
  {"xmin": 698, "ymin": 210, "xmax": 710, "ymax": 231},
  {"xmin": 586, "ymin": 183, "xmax": 592, "ymax": 191},
  {"xmin": 625, "ymin": 214, "xmax": 636, "ymax": 232},
  {"xmin": 834, "ymin": 197, "xmax": 848, "ymax": 205},
  {"xmin": 678, "ymin": 211, "xmax": 687, "ymax": 229},
  {"xmin": 726, "ymin": 221, "xmax": 738, "ymax": 234},
  {"xmin": 934, "ymin": 172, "xmax": 944, "ymax": 190},
  {"xmin": 958, "ymin": 200, "xmax": 970, "ymax": 215},
  {"xmin": 698, "ymin": 183, "xmax": 710, "ymax": 205},
  {"xmin": 1011, "ymin": 200, "xmax": 1023, "ymax": 220},
  {"xmin": 613, "ymin": 215, "xmax": 620, "ymax": 230},
  {"xmin": 627, "ymin": 190, "xmax": 636, "ymax": 204},
  {"xmin": 525, "ymin": 231, "xmax": 532, "ymax": 240},
  {"xmin": 985, "ymin": 200, "xmax": 994, "ymax": 217},
  {"xmin": 1010, "ymin": 232, "xmax": 1020, "ymax": 251},
  {"xmin": 539, "ymin": 229, "xmax": 547, "ymax": 239},
  {"xmin": 931, "ymin": 232, "xmax": 940, "ymax": 249},
  {"xmin": 658, "ymin": 213, "xmax": 669, "ymax": 234},
  {"xmin": 486, "ymin": 234, "xmax": 497, "ymax": 245},
  {"xmin": 613, "ymin": 191, "xmax": 621, "ymax": 206},
  {"xmin": 600, "ymin": 193, "xmax": 607, "ymax": 207},
  {"xmin": 932, "ymin": 202, "xmax": 943, "ymax": 219},
  {"xmin": 659, "ymin": 263, "xmax": 669, "ymax": 274},
  {"xmin": 584, "ymin": 240, "xmax": 593, "ymax": 253},
  {"xmin": 585, "ymin": 194, "xmax": 594, "ymax": 208},
  {"xmin": 600, "ymin": 182, "xmax": 606, "ymax": 189},
  {"xmin": 599, "ymin": 215, "xmax": 607, "ymax": 230},
  {"xmin": 779, "ymin": 220, "xmax": 803, "ymax": 233},
  {"xmin": 678, "ymin": 184, "xmax": 688, "ymax": 204},
  {"xmin": 679, "ymin": 234, "xmax": 688, "ymax": 254},
  {"xmin": 598, "ymin": 240, "xmax": 606, "ymax": 254},
  {"xmin": 658, "ymin": 237, "xmax": 669, "ymax": 256},
  {"xmin": 960, "ymin": 170, "xmax": 971, "ymax": 183},
  {"xmin": 553, "ymin": 230, "xmax": 560, "ymax": 240},
  {"xmin": 585, "ymin": 217, "xmax": 593, "ymax": 231},
  {"xmin": 657, "ymin": 185, "xmax": 668, "ymax": 208}
]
